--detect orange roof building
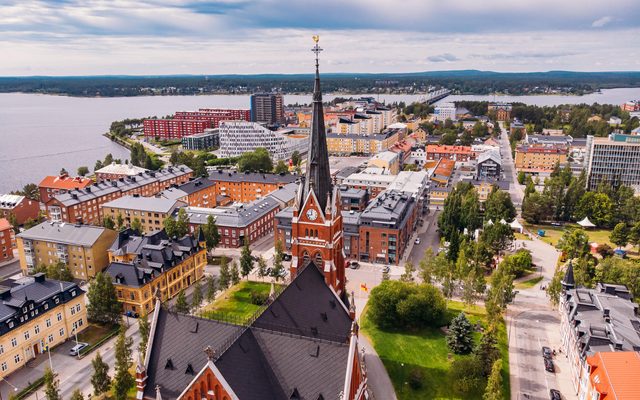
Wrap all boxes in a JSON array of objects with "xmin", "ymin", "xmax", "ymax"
[
  {"xmin": 583, "ymin": 352, "xmax": 640, "ymax": 400},
  {"xmin": 426, "ymin": 145, "xmax": 475, "ymax": 161},
  {"xmin": 431, "ymin": 159, "xmax": 455, "ymax": 186},
  {"xmin": 39, "ymin": 174, "xmax": 93, "ymax": 204}
]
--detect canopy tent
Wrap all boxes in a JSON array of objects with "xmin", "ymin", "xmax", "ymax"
[
  {"xmin": 577, "ymin": 217, "xmax": 596, "ymax": 228},
  {"xmin": 509, "ymin": 219, "xmax": 524, "ymax": 233},
  {"xmin": 486, "ymin": 219, "xmax": 494, "ymax": 226},
  {"xmin": 499, "ymin": 218, "xmax": 508, "ymax": 225}
]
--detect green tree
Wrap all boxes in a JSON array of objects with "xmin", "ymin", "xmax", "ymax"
[
  {"xmin": 77, "ymin": 166, "xmax": 89, "ymax": 177},
  {"xmin": 94, "ymin": 160, "xmax": 104, "ymax": 171},
  {"xmin": 172, "ymin": 208, "xmax": 190, "ymax": 238},
  {"xmin": 202, "ymin": 215, "xmax": 220, "ymax": 249},
  {"xmin": 70, "ymin": 389, "xmax": 84, "ymax": 400},
  {"xmin": 610, "ymin": 222, "xmax": 629, "ymax": 248},
  {"xmin": 191, "ymin": 280, "xmax": 203, "ymax": 311},
  {"xmin": 138, "ymin": 312, "xmax": 150, "ymax": 361},
  {"xmin": 205, "ymin": 275, "xmax": 217, "ymax": 302},
  {"xmin": 400, "ymin": 261, "xmax": 415, "ymax": 282},
  {"xmin": 446, "ymin": 312, "xmax": 474, "ymax": 354},
  {"xmin": 274, "ymin": 160, "xmax": 289, "ymax": 174},
  {"xmin": 104, "ymin": 153, "xmax": 114, "ymax": 165},
  {"xmin": 230, "ymin": 261, "xmax": 240, "ymax": 286},
  {"xmin": 103, "ymin": 215, "xmax": 115, "ymax": 230},
  {"xmin": 547, "ymin": 266, "xmax": 565, "ymax": 306},
  {"xmin": 475, "ymin": 326, "xmax": 500, "ymax": 377},
  {"xmin": 87, "ymin": 272, "xmax": 122, "ymax": 325},
  {"xmin": 257, "ymin": 256, "xmax": 267, "ymax": 279},
  {"xmin": 174, "ymin": 290, "xmax": 190, "ymax": 314},
  {"xmin": 116, "ymin": 213, "xmax": 124, "ymax": 231},
  {"xmin": 522, "ymin": 192, "xmax": 553, "ymax": 223},
  {"xmin": 130, "ymin": 217, "xmax": 143, "ymax": 235},
  {"xmin": 218, "ymin": 256, "xmax": 231, "ymax": 289},
  {"xmin": 485, "ymin": 258, "xmax": 516, "ymax": 318},
  {"xmin": 271, "ymin": 240, "xmax": 285, "ymax": 282},
  {"xmin": 112, "ymin": 326, "xmax": 134, "ymax": 400},
  {"xmin": 480, "ymin": 222, "xmax": 514, "ymax": 257},
  {"xmin": 483, "ymin": 359, "xmax": 503, "ymax": 400},
  {"xmin": 557, "ymin": 228, "xmax": 590, "ymax": 259},
  {"xmin": 575, "ymin": 192, "xmax": 613, "ymax": 227},
  {"xmin": 237, "ymin": 147, "xmax": 273, "ymax": 172},
  {"xmin": 240, "ymin": 238, "xmax": 254, "ymax": 279},
  {"xmin": 595, "ymin": 257, "xmax": 640, "ymax": 300},
  {"xmin": 91, "ymin": 351, "xmax": 111, "ymax": 396},
  {"xmin": 291, "ymin": 151, "xmax": 301, "ymax": 166},
  {"xmin": 44, "ymin": 367, "xmax": 61, "ymax": 400},
  {"xmin": 418, "ymin": 248, "xmax": 437, "ymax": 284},
  {"xmin": 629, "ymin": 221, "xmax": 640, "ymax": 252},
  {"xmin": 484, "ymin": 187, "xmax": 516, "ymax": 222},
  {"xmin": 517, "ymin": 171, "xmax": 526, "ymax": 185}
]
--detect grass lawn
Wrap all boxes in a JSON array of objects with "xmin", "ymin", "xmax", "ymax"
[
  {"xmin": 515, "ymin": 276, "xmax": 543, "ymax": 289},
  {"xmin": 514, "ymin": 232, "xmax": 530, "ymax": 241},
  {"xmin": 77, "ymin": 323, "xmax": 114, "ymax": 345},
  {"xmin": 361, "ymin": 301, "xmax": 509, "ymax": 400},
  {"xmin": 523, "ymin": 222, "xmax": 615, "ymax": 248},
  {"xmin": 201, "ymin": 281, "xmax": 274, "ymax": 324}
]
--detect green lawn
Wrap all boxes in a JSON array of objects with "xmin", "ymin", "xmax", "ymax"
[
  {"xmin": 77, "ymin": 323, "xmax": 113, "ymax": 345},
  {"xmin": 515, "ymin": 276, "xmax": 543, "ymax": 289},
  {"xmin": 361, "ymin": 301, "xmax": 509, "ymax": 400},
  {"xmin": 523, "ymin": 222, "xmax": 614, "ymax": 248},
  {"xmin": 202, "ymin": 281, "xmax": 274, "ymax": 324}
]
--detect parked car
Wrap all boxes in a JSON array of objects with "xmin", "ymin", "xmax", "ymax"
[
  {"xmin": 549, "ymin": 389, "xmax": 561, "ymax": 400},
  {"xmin": 542, "ymin": 346, "xmax": 553, "ymax": 359},
  {"xmin": 69, "ymin": 342, "xmax": 89, "ymax": 356},
  {"xmin": 414, "ymin": 238, "xmax": 421, "ymax": 245},
  {"xmin": 382, "ymin": 265, "xmax": 390, "ymax": 274},
  {"xmin": 544, "ymin": 358, "xmax": 555, "ymax": 373},
  {"xmin": 349, "ymin": 261, "xmax": 360, "ymax": 269}
]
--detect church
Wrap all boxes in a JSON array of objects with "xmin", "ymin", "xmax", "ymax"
[{"xmin": 135, "ymin": 39, "xmax": 368, "ymax": 400}]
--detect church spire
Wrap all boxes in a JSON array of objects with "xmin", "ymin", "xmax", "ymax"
[{"xmin": 302, "ymin": 35, "xmax": 332, "ymax": 212}]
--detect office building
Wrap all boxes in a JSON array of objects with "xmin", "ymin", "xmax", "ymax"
[
  {"xmin": 434, "ymin": 102, "xmax": 457, "ymax": 122},
  {"xmin": 102, "ymin": 196, "xmax": 186, "ymax": 234},
  {"xmin": 0, "ymin": 219, "xmax": 14, "ymax": 264},
  {"xmin": 94, "ymin": 163, "xmax": 148, "ymax": 182},
  {"xmin": 16, "ymin": 221, "xmax": 117, "ymax": 279},
  {"xmin": 0, "ymin": 274, "xmax": 86, "ymax": 379},
  {"xmin": 181, "ymin": 129, "xmax": 219, "ymax": 151},
  {"xmin": 38, "ymin": 174, "xmax": 92, "ymax": 205},
  {"xmin": 250, "ymin": 93, "xmax": 285, "ymax": 124},
  {"xmin": 584, "ymin": 133, "xmax": 640, "ymax": 192},
  {"xmin": 218, "ymin": 121, "xmax": 308, "ymax": 161}
]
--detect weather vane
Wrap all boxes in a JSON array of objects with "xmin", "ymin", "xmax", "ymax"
[{"xmin": 311, "ymin": 35, "xmax": 322, "ymax": 67}]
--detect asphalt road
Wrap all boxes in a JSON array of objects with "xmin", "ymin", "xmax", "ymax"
[
  {"xmin": 498, "ymin": 122, "xmax": 524, "ymax": 209},
  {"xmin": 407, "ymin": 210, "xmax": 441, "ymax": 265}
]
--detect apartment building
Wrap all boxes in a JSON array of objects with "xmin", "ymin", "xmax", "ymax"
[
  {"xmin": 0, "ymin": 274, "xmax": 86, "ymax": 379},
  {"xmin": 426, "ymin": 145, "xmax": 475, "ymax": 161},
  {"xmin": 0, "ymin": 219, "xmax": 14, "ymax": 264},
  {"xmin": 368, "ymin": 151, "xmax": 401, "ymax": 175},
  {"xmin": 16, "ymin": 221, "xmax": 117, "ymax": 279},
  {"xmin": 0, "ymin": 195, "xmax": 40, "ymax": 226},
  {"xmin": 45, "ymin": 165, "xmax": 192, "ymax": 225},
  {"xmin": 104, "ymin": 229, "xmax": 206, "ymax": 315},
  {"xmin": 186, "ymin": 196, "xmax": 280, "ymax": 248},
  {"xmin": 181, "ymin": 129, "xmax": 219, "ymax": 151},
  {"xmin": 175, "ymin": 109, "xmax": 251, "ymax": 127},
  {"xmin": 326, "ymin": 128, "xmax": 401, "ymax": 156},
  {"xmin": 515, "ymin": 144, "xmax": 568, "ymax": 172},
  {"xmin": 581, "ymin": 352, "xmax": 640, "ymax": 400},
  {"xmin": 476, "ymin": 150, "xmax": 502, "ymax": 180},
  {"xmin": 584, "ymin": 133, "xmax": 640, "ymax": 192},
  {"xmin": 159, "ymin": 177, "xmax": 216, "ymax": 208},
  {"xmin": 102, "ymin": 196, "xmax": 186, "ymax": 234},
  {"xmin": 38, "ymin": 174, "xmax": 92, "ymax": 205},
  {"xmin": 208, "ymin": 170, "xmax": 297, "ymax": 203},
  {"xmin": 250, "ymin": 93, "xmax": 285, "ymax": 125},
  {"xmin": 218, "ymin": 121, "xmax": 308, "ymax": 161},
  {"xmin": 434, "ymin": 103, "xmax": 457, "ymax": 122},
  {"xmin": 94, "ymin": 163, "xmax": 148, "ymax": 182},
  {"xmin": 143, "ymin": 119, "xmax": 210, "ymax": 140}
]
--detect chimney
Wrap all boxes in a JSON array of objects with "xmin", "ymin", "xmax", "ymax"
[{"xmin": 33, "ymin": 272, "xmax": 46, "ymax": 283}]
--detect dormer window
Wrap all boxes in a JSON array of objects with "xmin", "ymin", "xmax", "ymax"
[{"xmin": 29, "ymin": 304, "xmax": 33, "ymax": 310}]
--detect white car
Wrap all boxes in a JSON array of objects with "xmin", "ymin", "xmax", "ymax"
[
  {"xmin": 414, "ymin": 238, "xmax": 421, "ymax": 245},
  {"xmin": 69, "ymin": 342, "xmax": 89, "ymax": 356}
]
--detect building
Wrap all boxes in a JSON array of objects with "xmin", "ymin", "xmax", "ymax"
[
  {"xmin": 582, "ymin": 352, "xmax": 640, "ymax": 400},
  {"xmin": 560, "ymin": 271, "xmax": 640, "ymax": 393},
  {"xmin": 16, "ymin": 221, "xmax": 117, "ymax": 279},
  {"xmin": 0, "ymin": 219, "xmax": 14, "ymax": 264},
  {"xmin": 358, "ymin": 190, "xmax": 417, "ymax": 264},
  {"xmin": 515, "ymin": 144, "xmax": 568, "ymax": 172},
  {"xmin": 488, "ymin": 103, "xmax": 512, "ymax": 121},
  {"xmin": 434, "ymin": 102, "xmax": 457, "ymax": 122},
  {"xmin": 525, "ymin": 134, "xmax": 574, "ymax": 146},
  {"xmin": 510, "ymin": 119, "xmax": 526, "ymax": 135},
  {"xmin": 429, "ymin": 185, "xmax": 452, "ymax": 206},
  {"xmin": 181, "ymin": 129, "xmax": 219, "ymax": 151},
  {"xmin": 426, "ymin": 145, "xmax": 475, "ymax": 161},
  {"xmin": 326, "ymin": 130, "xmax": 400, "ymax": 156},
  {"xmin": 341, "ymin": 172, "xmax": 397, "ymax": 198},
  {"xmin": 102, "ymin": 196, "xmax": 186, "ymax": 234},
  {"xmin": 0, "ymin": 274, "xmax": 86, "ymax": 379},
  {"xmin": 0, "ymin": 195, "xmax": 39, "ymax": 226},
  {"xmin": 621, "ymin": 100, "xmax": 640, "ymax": 112},
  {"xmin": 218, "ymin": 121, "xmax": 308, "ymax": 161},
  {"xmin": 266, "ymin": 182, "xmax": 298, "ymax": 209},
  {"xmin": 476, "ymin": 150, "xmax": 502, "ymax": 179},
  {"xmin": 105, "ymin": 229, "xmax": 206, "ymax": 315},
  {"xmin": 250, "ymin": 93, "xmax": 285, "ymax": 125},
  {"xmin": 175, "ymin": 109, "xmax": 251, "ymax": 128},
  {"xmin": 160, "ymin": 178, "xmax": 216, "ymax": 208},
  {"xmin": 608, "ymin": 116, "xmax": 622, "ymax": 126},
  {"xmin": 185, "ymin": 196, "xmax": 280, "ymax": 248},
  {"xmin": 94, "ymin": 163, "xmax": 148, "ymax": 182},
  {"xmin": 368, "ymin": 150, "xmax": 401, "ymax": 174},
  {"xmin": 143, "ymin": 119, "xmax": 210, "ymax": 140},
  {"xmin": 45, "ymin": 165, "xmax": 192, "ymax": 225},
  {"xmin": 469, "ymin": 180, "xmax": 509, "ymax": 202},
  {"xmin": 431, "ymin": 159, "xmax": 455, "ymax": 187},
  {"xmin": 208, "ymin": 170, "xmax": 297, "ymax": 203},
  {"xmin": 38, "ymin": 174, "xmax": 92, "ymax": 205},
  {"xmin": 338, "ymin": 187, "xmax": 369, "ymax": 212},
  {"xmin": 584, "ymin": 133, "xmax": 640, "ymax": 192}
]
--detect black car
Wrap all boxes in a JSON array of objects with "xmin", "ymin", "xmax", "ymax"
[
  {"xmin": 544, "ymin": 358, "xmax": 555, "ymax": 373},
  {"xmin": 549, "ymin": 389, "xmax": 561, "ymax": 400},
  {"xmin": 349, "ymin": 261, "xmax": 360, "ymax": 269},
  {"xmin": 542, "ymin": 346, "xmax": 553, "ymax": 359}
]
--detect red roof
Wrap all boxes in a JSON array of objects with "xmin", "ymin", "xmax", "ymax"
[
  {"xmin": 0, "ymin": 218, "xmax": 12, "ymax": 232},
  {"xmin": 587, "ymin": 352, "xmax": 640, "ymax": 400},
  {"xmin": 426, "ymin": 145, "xmax": 473, "ymax": 154},
  {"xmin": 39, "ymin": 175, "xmax": 92, "ymax": 190}
]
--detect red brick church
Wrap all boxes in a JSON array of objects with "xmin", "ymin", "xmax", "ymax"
[{"xmin": 135, "ymin": 39, "xmax": 368, "ymax": 400}]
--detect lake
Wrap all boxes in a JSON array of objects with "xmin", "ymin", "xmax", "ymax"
[{"xmin": 1, "ymin": 88, "xmax": 639, "ymax": 192}]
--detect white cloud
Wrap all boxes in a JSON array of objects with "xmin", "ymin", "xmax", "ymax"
[{"xmin": 592, "ymin": 16, "xmax": 614, "ymax": 28}]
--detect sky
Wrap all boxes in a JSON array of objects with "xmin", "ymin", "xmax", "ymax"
[{"xmin": 1, "ymin": 0, "xmax": 639, "ymax": 76}]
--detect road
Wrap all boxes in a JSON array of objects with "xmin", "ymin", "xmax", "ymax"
[
  {"xmin": 498, "ymin": 122, "xmax": 524, "ymax": 209},
  {"xmin": 407, "ymin": 210, "xmax": 441, "ymax": 265}
]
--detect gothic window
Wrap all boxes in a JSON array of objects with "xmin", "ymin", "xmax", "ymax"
[
  {"xmin": 314, "ymin": 252, "xmax": 323, "ymax": 265},
  {"xmin": 302, "ymin": 251, "xmax": 310, "ymax": 263},
  {"xmin": 305, "ymin": 228, "xmax": 309, "ymax": 237}
]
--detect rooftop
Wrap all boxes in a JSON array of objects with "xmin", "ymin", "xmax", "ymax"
[
  {"xmin": 0, "ymin": 194, "xmax": 25, "ymax": 209},
  {"xmin": 0, "ymin": 218, "xmax": 11, "ymax": 232},
  {"xmin": 426, "ymin": 144, "xmax": 473, "ymax": 154},
  {"xmin": 360, "ymin": 189, "xmax": 414, "ymax": 225},
  {"xmin": 95, "ymin": 162, "xmax": 148, "ymax": 176},
  {"xmin": 17, "ymin": 221, "xmax": 110, "ymax": 247},
  {"xmin": 38, "ymin": 174, "xmax": 92, "ymax": 190},
  {"xmin": 185, "ymin": 196, "xmax": 280, "ymax": 228},
  {"xmin": 586, "ymin": 351, "xmax": 640, "ymax": 400},
  {"xmin": 208, "ymin": 170, "xmax": 297, "ymax": 184},
  {"xmin": 103, "ymin": 195, "xmax": 185, "ymax": 213},
  {"xmin": 370, "ymin": 150, "xmax": 399, "ymax": 163}
]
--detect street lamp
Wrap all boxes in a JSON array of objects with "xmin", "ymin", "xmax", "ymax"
[{"xmin": 0, "ymin": 376, "xmax": 19, "ymax": 400}]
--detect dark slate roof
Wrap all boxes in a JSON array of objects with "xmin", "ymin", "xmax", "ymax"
[
  {"xmin": 143, "ymin": 311, "xmax": 242, "ymax": 399},
  {"xmin": 176, "ymin": 177, "xmax": 215, "ymax": 195},
  {"xmin": 253, "ymin": 263, "xmax": 352, "ymax": 342},
  {"xmin": 562, "ymin": 261, "xmax": 575, "ymax": 289},
  {"xmin": 208, "ymin": 170, "xmax": 297, "ymax": 185}
]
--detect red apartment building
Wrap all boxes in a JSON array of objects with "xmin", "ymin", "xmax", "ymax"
[
  {"xmin": 0, "ymin": 218, "xmax": 14, "ymax": 263},
  {"xmin": 177, "ymin": 109, "xmax": 250, "ymax": 126},
  {"xmin": 144, "ymin": 109, "xmax": 251, "ymax": 139},
  {"xmin": 426, "ymin": 145, "xmax": 475, "ymax": 161},
  {"xmin": 0, "ymin": 194, "xmax": 40, "ymax": 225},
  {"xmin": 38, "ymin": 174, "xmax": 93, "ymax": 204}
]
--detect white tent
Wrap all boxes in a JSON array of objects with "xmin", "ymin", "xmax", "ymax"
[
  {"xmin": 499, "ymin": 218, "xmax": 508, "ymax": 225},
  {"xmin": 509, "ymin": 219, "xmax": 524, "ymax": 233},
  {"xmin": 577, "ymin": 217, "xmax": 596, "ymax": 228},
  {"xmin": 486, "ymin": 219, "xmax": 494, "ymax": 226}
]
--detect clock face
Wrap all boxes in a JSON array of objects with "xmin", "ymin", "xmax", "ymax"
[{"xmin": 306, "ymin": 209, "xmax": 318, "ymax": 221}]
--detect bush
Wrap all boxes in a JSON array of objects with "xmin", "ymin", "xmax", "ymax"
[
  {"xmin": 250, "ymin": 290, "xmax": 269, "ymax": 305},
  {"xmin": 408, "ymin": 368, "xmax": 424, "ymax": 390},
  {"xmin": 450, "ymin": 357, "xmax": 485, "ymax": 395},
  {"xmin": 368, "ymin": 281, "xmax": 446, "ymax": 329}
]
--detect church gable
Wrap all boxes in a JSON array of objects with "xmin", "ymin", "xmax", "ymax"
[{"xmin": 299, "ymin": 189, "xmax": 326, "ymax": 224}]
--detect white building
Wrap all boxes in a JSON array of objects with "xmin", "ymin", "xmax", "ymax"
[
  {"xmin": 218, "ymin": 121, "xmax": 308, "ymax": 161},
  {"xmin": 434, "ymin": 102, "xmax": 457, "ymax": 122}
]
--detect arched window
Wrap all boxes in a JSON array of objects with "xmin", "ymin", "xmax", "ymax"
[
  {"xmin": 315, "ymin": 229, "xmax": 319, "ymax": 237},
  {"xmin": 305, "ymin": 228, "xmax": 309, "ymax": 237},
  {"xmin": 303, "ymin": 251, "xmax": 311, "ymax": 263},
  {"xmin": 314, "ymin": 252, "xmax": 323, "ymax": 265}
]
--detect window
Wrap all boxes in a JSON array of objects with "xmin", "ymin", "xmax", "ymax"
[
  {"xmin": 13, "ymin": 355, "xmax": 20, "ymax": 364},
  {"xmin": 48, "ymin": 334, "xmax": 54, "ymax": 343},
  {"xmin": 0, "ymin": 345, "xmax": 3, "ymax": 355},
  {"xmin": 34, "ymin": 325, "xmax": 40, "ymax": 334},
  {"xmin": 75, "ymin": 304, "xmax": 81, "ymax": 312},
  {"xmin": 71, "ymin": 307, "xmax": 76, "ymax": 315},
  {"xmin": 56, "ymin": 312, "xmax": 62, "ymax": 322},
  {"xmin": 1, "ymin": 362, "xmax": 7, "ymax": 372},
  {"xmin": 11, "ymin": 338, "xmax": 17, "ymax": 347},
  {"xmin": 59, "ymin": 328, "xmax": 64, "ymax": 337},
  {"xmin": 46, "ymin": 318, "xmax": 52, "ymax": 328},
  {"xmin": 44, "ymin": 303, "xmax": 49, "ymax": 310},
  {"xmin": 24, "ymin": 331, "xmax": 30, "ymax": 340}
]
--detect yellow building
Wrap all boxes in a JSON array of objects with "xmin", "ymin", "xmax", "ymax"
[
  {"xmin": 0, "ymin": 274, "xmax": 86, "ymax": 379},
  {"xmin": 105, "ymin": 229, "xmax": 206, "ymax": 315},
  {"xmin": 515, "ymin": 144, "xmax": 568, "ymax": 172},
  {"xmin": 369, "ymin": 151, "xmax": 401, "ymax": 175},
  {"xmin": 326, "ymin": 129, "xmax": 401, "ymax": 156},
  {"xmin": 101, "ymin": 195, "xmax": 186, "ymax": 234},
  {"xmin": 16, "ymin": 221, "xmax": 117, "ymax": 280}
]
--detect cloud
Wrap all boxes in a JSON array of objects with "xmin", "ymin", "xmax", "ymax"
[
  {"xmin": 592, "ymin": 16, "xmax": 614, "ymax": 28},
  {"xmin": 427, "ymin": 53, "xmax": 460, "ymax": 63}
]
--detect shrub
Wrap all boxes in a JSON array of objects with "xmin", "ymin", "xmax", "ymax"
[
  {"xmin": 368, "ymin": 281, "xmax": 446, "ymax": 329},
  {"xmin": 250, "ymin": 290, "xmax": 269, "ymax": 305},
  {"xmin": 450, "ymin": 357, "xmax": 485, "ymax": 395}
]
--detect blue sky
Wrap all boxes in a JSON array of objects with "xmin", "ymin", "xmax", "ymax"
[{"xmin": 1, "ymin": 0, "xmax": 639, "ymax": 75}]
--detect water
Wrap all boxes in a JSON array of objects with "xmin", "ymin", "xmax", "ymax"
[{"xmin": 1, "ymin": 88, "xmax": 639, "ymax": 193}]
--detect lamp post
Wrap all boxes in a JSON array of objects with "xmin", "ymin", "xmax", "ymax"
[{"xmin": 0, "ymin": 376, "xmax": 19, "ymax": 400}]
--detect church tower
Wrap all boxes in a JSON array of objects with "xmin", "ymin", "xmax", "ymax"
[{"xmin": 290, "ymin": 36, "xmax": 347, "ymax": 297}]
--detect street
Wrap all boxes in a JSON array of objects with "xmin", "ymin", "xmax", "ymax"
[
  {"xmin": 407, "ymin": 209, "xmax": 441, "ymax": 265},
  {"xmin": 498, "ymin": 122, "xmax": 524, "ymax": 208}
]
